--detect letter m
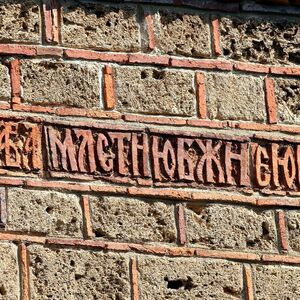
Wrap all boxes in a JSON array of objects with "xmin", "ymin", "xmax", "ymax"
[{"xmin": 46, "ymin": 126, "xmax": 78, "ymax": 172}]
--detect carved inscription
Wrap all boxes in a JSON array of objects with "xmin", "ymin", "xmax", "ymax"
[
  {"xmin": 0, "ymin": 121, "xmax": 41, "ymax": 172},
  {"xmin": 45, "ymin": 125, "xmax": 300, "ymax": 192}
]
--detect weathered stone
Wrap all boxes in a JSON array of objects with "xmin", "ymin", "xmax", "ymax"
[
  {"xmin": 287, "ymin": 210, "xmax": 300, "ymax": 252},
  {"xmin": 275, "ymin": 78, "xmax": 300, "ymax": 124},
  {"xmin": 20, "ymin": 60, "xmax": 100, "ymax": 108},
  {"xmin": 91, "ymin": 196, "xmax": 176, "ymax": 243},
  {"xmin": 7, "ymin": 188, "xmax": 82, "ymax": 237},
  {"xmin": 220, "ymin": 16, "xmax": 300, "ymax": 65},
  {"xmin": 153, "ymin": 9, "xmax": 211, "ymax": 58},
  {"xmin": 115, "ymin": 66, "xmax": 196, "ymax": 116},
  {"xmin": 206, "ymin": 72, "xmax": 266, "ymax": 122},
  {"xmin": 253, "ymin": 265, "xmax": 300, "ymax": 299},
  {"xmin": 138, "ymin": 256, "xmax": 243, "ymax": 299},
  {"xmin": 0, "ymin": 0, "xmax": 40, "ymax": 43},
  {"xmin": 61, "ymin": 0, "xmax": 140, "ymax": 51},
  {"xmin": 0, "ymin": 63, "xmax": 11, "ymax": 101},
  {"xmin": 186, "ymin": 204, "xmax": 277, "ymax": 252},
  {"xmin": 29, "ymin": 245, "xmax": 130, "ymax": 300},
  {"xmin": 0, "ymin": 243, "xmax": 18, "ymax": 300}
]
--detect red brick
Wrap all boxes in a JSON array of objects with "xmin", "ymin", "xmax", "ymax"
[
  {"xmin": 128, "ymin": 54, "xmax": 170, "ymax": 65},
  {"xmin": 0, "ymin": 44, "xmax": 36, "ymax": 56},
  {"xmin": 234, "ymin": 62, "xmax": 270, "ymax": 74},
  {"xmin": 123, "ymin": 114, "xmax": 187, "ymax": 126},
  {"xmin": 277, "ymin": 211, "xmax": 289, "ymax": 252},
  {"xmin": 262, "ymin": 254, "xmax": 300, "ymax": 264},
  {"xmin": 13, "ymin": 104, "xmax": 55, "ymax": 114},
  {"xmin": 36, "ymin": 46, "xmax": 63, "ymax": 57},
  {"xmin": 103, "ymin": 66, "xmax": 116, "ymax": 110},
  {"xmin": 81, "ymin": 195, "xmax": 93, "ymax": 239},
  {"xmin": 9, "ymin": 60, "xmax": 21, "ymax": 99},
  {"xmin": 25, "ymin": 180, "xmax": 91, "ymax": 192},
  {"xmin": 130, "ymin": 258, "xmax": 139, "ymax": 300},
  {"xmin": 265, "ymin": 77, "xmax": 278, "ymax": 124},
  {"xmin": 176, "ymin": 205, "xmax": 186, "ymax": 246},
  {"xmin": 244, "ymin": 264, "xmax": 254, "ymax": 300},
  {"xmin": 18, "ymin": 244, "xmax": 30, "ymax": 300},
  {"xmin": 212, "ymin": 18, "xmax": 222, "ymax": 56},
  {"xmin": 64, "ymin": 49, "xmax": 129, "ymax": 63},
  {"xmin": 195, "ymin": 72, "xmax": 207, "ymax": 119},
  {"xmin": 145, "ymin": 13, "xmax": 155, "ymax": 50},
  {"xmin": 0, "ymin": 232, "xmax": 45, "ymax": 244},
  {"xmin": 270, "ymin": 66, "xmax": 300, "ymax": 76},
  {"xmin": 42, "ymin": 0, "xmax": 60, "ymax": 43},
  {"xmin": 170, "ymin": 58, "xmax": 233, "ymax": 70}
]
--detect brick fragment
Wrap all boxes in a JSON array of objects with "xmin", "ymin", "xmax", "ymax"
[
  {"xmin": 145, "ymin": 13, "xmax": 155, "ymax": 50},
  {"xmin": 277, "ymin": 210, "xmax": 288, "ymax": 252},
  {"xmin": 244, "ymin": 264, "xmax": 254, "ymax": 300},
  {"xmin": 195, "ymin": 72, "xmax": 207, "ymax": 118}
]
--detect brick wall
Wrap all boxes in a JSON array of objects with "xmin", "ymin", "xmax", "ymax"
[{"xmin": 0, "ymin": 0, "xmax": 299, "ymax": 299}]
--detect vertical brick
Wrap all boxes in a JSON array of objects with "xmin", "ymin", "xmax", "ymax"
[
  {"xmin": 145, "ymin": 13, "xmax": 155, "ymax": 50},
  {"xmin": 42, "ymin": 0, "xmax": 60, "ymax": 43},
  {"xmin": 212, "ymin": 17, "xmax": 222, "ymax": 56},
  {"xmin": 276, "ymin": 210, "xmax": 288, "ymax": 252},
  {"xmin": 0, "ymin": 187, "xmax": 6, "ymax": 226},
  {"xmin": 81, "ymin": 195, "xmax": 93, "ymax": 239},
  {"xmin": 244, "ymin": 264, "xmax": 254, "ymax": 300},
  {"xmin": 10, "ymin": 59, "xmax": 20, "ymax": 104},
  {"xmin": 130, "ymin": 257, "xmax": 139, "ymax": 300},
  {"xmin": 265, "ymin": 77, "xmax": 278, "ymax": 124},
  {"xmin": 103, "ymin": 66, "xmax": 116, "ymax": 110},
  {"xmin": 176, "ymin": 204, "xmax": 186, "ymax": 246},
  {"xmin": 18, "ymin": 243, "xmax": 30, "ymax": 300},
  {"xmin": 195, "ymin": 72, "xmax": 207, "ymax": 119}
]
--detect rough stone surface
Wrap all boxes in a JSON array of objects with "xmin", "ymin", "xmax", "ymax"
[
  {"xmin": 253, "ymin": 265, "xmax": 300, "ymax": 299},
  {"xmin": 21, "ymin": 60, "xmax": 100, "ymax": 108},
  {"xmin": 91, "ymin": 196, "xmax": 176, "ymax": 243},
  {"xmin": 138, "ymin": 256, "xmax": 243, "ymax": 299},
  {"xmin": 7, "ymin": 188, "xmax": 83, "ymax": 237},
  {"xmin": 220, "ymin": 16, "xmax": 300, "ymax": 65},
  {"xmin": 115, "ymin": 66, "xmax": 196, "ymax": 116},
  {"xmin": 0, "ymin": 243, "xmax": 18, "ymax": 300},
  {"xmin": 29, "ymin": 245, "xmax": 130, "ymax": 300},
  {"xmin": 0, "ymin": 63, "xmax": 11, "ymax": 101},
  {"xmin": 186, "ymin": 204, "xmax": 277, "ymax": 252},
  {"xmin": 206, "ymin": 72, "xmax": 266, "ymax": 122},
  {"xmin": 61, "ymin": 0, "xmax": 140, "ymax": 51},
  {"xmin": 287, "ymin": 211, "xmax": 300, "ymax": 252},
  {"xmin": 153, "ymin": 9, "xmax": 211, "ymax": 58},
  {"xmin": 0, "ymin": 0, "xmax": 40, "ymax": 43},
  {"xmin": 275, "ymin": 78, "xmax": 300, "ymax": 124}
]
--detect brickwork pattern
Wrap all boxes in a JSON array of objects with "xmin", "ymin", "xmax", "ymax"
[{"xmin": 0, "ymin": 0, "xmax": 298, "ymax": 299}]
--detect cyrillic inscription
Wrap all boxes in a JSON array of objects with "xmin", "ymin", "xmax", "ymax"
[{"xmin": 45, "ymin": 125, "xmax": 300, "ymax": 192}]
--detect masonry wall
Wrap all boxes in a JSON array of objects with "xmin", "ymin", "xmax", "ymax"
[{"xmin": 0, "ymin": 0, "xmax": 299, "ymax": 299}]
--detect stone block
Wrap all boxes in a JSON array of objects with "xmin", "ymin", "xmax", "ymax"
[
  {"xmin": 115, "ymin": 66, "xmax": 196, "ymax": 116},
  {"xmin": 0, "ymin": 243, "xmax": 18, "ymax": 300},
  {"xmin": 186, "ymin": 204, "xmax": 277, "ymax": 252},
  {"xmin": 0, "ymin": 63, "xmax": 11, "ymax": 101},
  {"xmin": 153, "ymin": 9, "xmax": 211, "ymax": 58},
  {"xmin": 28, "ymin": 245, "xmax": 130, "ymax": 300},
  {"xmin": 220, "ymin": 16, "xmax": 300, "ymax": 65},
  {"xmin": 90, "ymin": 196, "xmax": 176, "ymax": 243},
  {"xmin": 253, "ymin": 265, "xmax": 300, "ymax": 299},
  {"xmin": 61, "ymin": 0, "xmax": 140, "ymax": 51},
  {"xmin": 287, "ymin": 210, "xmax": 300, "ymax": 252},
  {"xmin": 275, "ymin": 78, "xmax": 300, "ymax": 124},
  {"xmin": 0, "ymin": 0, "xmax": 40, "ymax": 43},
  {"xmin": 138, "ymin": 256, "xmax": 243, "ymax": 299},
  {"xmin": 205, "ymin": 72, "xmax": 266, "ymax": 122},
  {"xmin": 7, "ymin": 188, "xmax": 83, "ymax": 237},
  {"xmin": 20, "ymin": 60, "xmax": 100, "ymax": 108}
]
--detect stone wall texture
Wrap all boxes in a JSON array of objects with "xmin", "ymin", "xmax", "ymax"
[{"xmin": 0, "ymin": 0, "xmax": 299, "ymax": 299}]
